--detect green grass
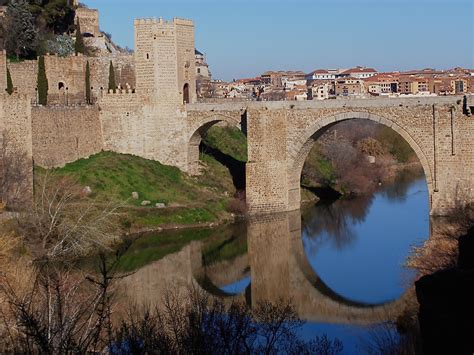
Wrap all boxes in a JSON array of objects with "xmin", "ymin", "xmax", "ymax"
[
  {"xmin": 37, "ymin": 151, "xmax": 236, "ymax": 228},
  {"xmin": 302, "ymin": 144, "xmax": 336, "ymax": 188},
  {"xmin": 47, "ymin": 151, "xmax": 213, "ymax": 206},
  {"xmin": 203, "ymin": 126, "xmax": 248, "ymax": 162}
]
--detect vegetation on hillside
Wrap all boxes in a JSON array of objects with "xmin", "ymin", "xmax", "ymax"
[
  {"xmin": 202, "ymin": 125, "xmax": 248, "ymax": 162},
  {"xmin": 302, "ymin": 120, "xmax": 418, "ymax": 196},
  {"xmin": 0, "ymin": 0, "xmax": 76, "ymax": 59},
  {"xmin": 44, "ymin": 151, "xmax": 236, "ymax": 228}
]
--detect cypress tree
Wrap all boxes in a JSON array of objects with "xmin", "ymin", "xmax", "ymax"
[
  {"xmin": 5, "ymin": 0, "xmax": 37, "ymax": 60},
  {"xmin": 6, "ymin": 67, "xmax": 13, "ymax": 95},
  {"xmin": 85, "ymin": 60, "xmax": 91, "ymax": 104},
  {"xmin": 108, "ymin": 61, "xmax": 116, "ymax": 93},
  {"xmin": 74, "ymin": 20, "xmax": 85, "ymax": 55},
  {"xmin": 37, "ymin": 55, "xmax": 48, "ymax": 105}
]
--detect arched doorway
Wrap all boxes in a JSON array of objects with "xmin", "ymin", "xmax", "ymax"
[{"xmin": 183, "ymin": 83, "xmax": 190, "ymax": 104}]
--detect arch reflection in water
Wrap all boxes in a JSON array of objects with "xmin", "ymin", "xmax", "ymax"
[
  {"xmin": 119, "ymin": 215, "xmax": 410, "ymax": 327},
  {"xmin": 247, "ymin": 211, "xmax": 410, "ymax": 325}
]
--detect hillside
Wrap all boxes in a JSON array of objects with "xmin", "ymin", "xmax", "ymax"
[{"xmin": 43, "ymin": 150, "xmax": 237, "ymax": 230}]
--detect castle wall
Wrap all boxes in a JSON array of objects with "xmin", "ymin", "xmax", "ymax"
[
  {"xmin": 8, "ymin": 60, "xmax": 37, "ymax": 97},
  {"xmin": 75, "ymin": 8, "xmax": 100, "ymax": 37},
  {"xmin": 44, "ymin": 54, "xmax": 86, "ymax": 105},
  {"xmin": 32, "ymin": 105, "xmax": 102, "ymax": 168},
  {"xmin": 175, "ymin": 19, "xmax": 197, "ymax": 104},
  {"xmin": 0, "ymin": 93, "xmax": 33, "ymax": 206},
  {"xmin": 89, "ymin": 54, "xmax": 135, "ymax": 95}
]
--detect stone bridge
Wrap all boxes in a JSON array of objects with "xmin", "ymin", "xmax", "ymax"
[{"xmin": 186, "ymin": 96, "xmax": 474, "ymax": 216}]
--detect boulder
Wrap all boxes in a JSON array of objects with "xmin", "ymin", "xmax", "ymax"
[
  {"xmin": 155, "ymin": 203, "xmax": 166, "ymax": 209},
  {"xmin": 141, "ymin": 200, "xmax": 151, "ymax": 206},
  {"xmin": 83, "ymin": 186, "xmax": 92, "ymax": 195},
  {"xmin": 132, "ymin": 192, "xmax": 139, "ymax": 200}
]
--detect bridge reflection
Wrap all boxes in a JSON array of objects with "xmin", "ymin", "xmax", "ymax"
[{"xmin": 119, "ymin": 211, "xmax": 412, "ymax": 325}]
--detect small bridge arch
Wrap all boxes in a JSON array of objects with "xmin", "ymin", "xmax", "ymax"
[{"xmin": 186, "ymin": 112, "xmax": 242, "ymax": 174}]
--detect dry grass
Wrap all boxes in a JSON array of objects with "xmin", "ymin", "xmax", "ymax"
[{"xmin": 406, "ymin": 203, "xmax": 474, "ymax": 276}]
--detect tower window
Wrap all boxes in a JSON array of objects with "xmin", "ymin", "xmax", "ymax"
[{"xmin": 146, "ymin": 53, "xmax": 149, "ymax": 59}]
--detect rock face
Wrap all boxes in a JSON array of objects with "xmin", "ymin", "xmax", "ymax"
[
  {"xmin": 132, "ymin": 191, "xmax": 139, "ymax": 200},
  {"xmin": 415, "ymin": 227, "xmax": 474, "ymax": 354}
]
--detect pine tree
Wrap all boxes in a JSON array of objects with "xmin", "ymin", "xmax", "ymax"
[
  {"xmin": 85, "ymin": 60, "xmax": 91, "ymax": 104},
  {"xmin": 74, "ymin": 20, "xmax": 86, "ymax": 55},
  {"xmin": 6, "ymin": 67, "xmax": 13, "ymax": 95},
  {"xmin": 37, "ymin": 55, "xmax": 48, "ymax": 105},
  {"xmin": 108, "ymin": 61, "xmax": 116, "ymax": 93},
  {"xmin": 5, "ymin": 0, "xmax": 38, "ymax": 59}
]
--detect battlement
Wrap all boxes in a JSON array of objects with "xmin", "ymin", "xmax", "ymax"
[
  {"xmin": 134, "ymin": 17, "xmax": 194, "ymax": 26},
  {"xmin": 105, "ymin": 88, "xmax": 137, "ymax": 95}
]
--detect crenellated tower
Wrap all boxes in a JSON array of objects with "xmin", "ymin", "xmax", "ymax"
[{"xmin": 134, "ymin": 17, "xmax": 196, "ymax": 105}]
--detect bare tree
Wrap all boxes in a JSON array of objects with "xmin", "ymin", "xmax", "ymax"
[
  {"xmin": 0, "ymin": 251, "xmax": 128, "ymax": 353},
  {"xmin": 0, "ymin": 130, "xmax": 32, "ymax": 210},
  {"xmin": 17, "ymin": 173, "xmax": 123, "ymax": 260}
]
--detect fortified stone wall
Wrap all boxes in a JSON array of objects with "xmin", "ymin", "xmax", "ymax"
[
  {"xmin": 75, "ymin": 8, "xmax": 100, "ymax": 37},
  {"xmin": 175, "ymin": 18, "xmax": 197, "ymax": 104},
  {"xmin": 44, "ymin": 54, "xmax": 87, "ymax": 105},
  {"xmin": 5, "ymin": 53, "xmax": 135, "ymax": 105},
  {"xmin": 8, "ymin": 59, "xmax": 37, "ymax": 97},
  {"xmin": 0, "ymin": 93, "xmax": 33, "ymax": 205},
  {"xmin": 32, "ymin": 105, "xmax": 102, "ymax": 168},
  {"xmin": 89, "ymin": 54, "xmax": 136, "ymax": 95},
  {"xmin": 98, "ymin": 90, "xmax": 189, "ymax": 169}
]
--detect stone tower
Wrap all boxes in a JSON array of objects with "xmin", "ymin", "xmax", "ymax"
[{"xmin": 134, "ymin": 18, "xmax": 196, "ymax": 105}]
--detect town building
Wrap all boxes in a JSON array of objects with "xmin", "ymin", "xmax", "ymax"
[
  {"xmin": 398, "ymin": 76, "xmax": 430, "ymax": 95},
  {"xmin": 195, "ymin": 49, "xmax": 212, "ymax": 98},
  {"xmin": 340, "ymin": 66, "xmax": 377, "ymax": 79},
  {"xmin": 309, "ymin": 81, "xmax": 331, "ymax": 100},
  {"xmin": 335, "ymin": 77, "xmax": 365, "ymax": 97},
  {"xmin": 364, "ymin": 73, "xmax": 399, "ymax": 95}
]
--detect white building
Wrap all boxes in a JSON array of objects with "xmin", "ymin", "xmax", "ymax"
[
  {"xmin": 311, "ymin": 81, "xmax": 331, "ymax": 100},
  {"xmin": 340, "ymin": 66, "xmax": 377, "ymax": 79}
]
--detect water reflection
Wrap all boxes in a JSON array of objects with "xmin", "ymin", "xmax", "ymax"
[{"xmin": 116, "ymin": 168, "xmax": 430, "ymax": 351}]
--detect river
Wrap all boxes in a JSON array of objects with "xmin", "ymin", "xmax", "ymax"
[{"xmin": 116, "ymin": 168, "xmax": 429, "ymax": 353}]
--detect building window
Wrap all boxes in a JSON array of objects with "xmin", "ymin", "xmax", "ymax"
[
  {"xmin": 146, "ymin": 53, "xmax": 149, "ymax": 59},
  {"xmin": 197, "ymin": 68, "xmax": 201, "ymax": 74}
]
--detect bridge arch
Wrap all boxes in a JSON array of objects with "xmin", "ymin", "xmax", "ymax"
[
  {"xmin": 286, "ymin": 111, "xmax": 434, "ymax": 211},
  {"xmin": 186, "ymin": 113, "xmax": 241, "ymax": 174}
]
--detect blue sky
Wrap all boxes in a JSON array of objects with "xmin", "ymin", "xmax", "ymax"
[{"xmin": 83, "ymin": 0, "xmax": 473, "ymax": 81}]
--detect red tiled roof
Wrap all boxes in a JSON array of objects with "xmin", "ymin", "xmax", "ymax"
[{"xmin": 342, "ymin": 67, "xmax": 377, "ymax": 74}]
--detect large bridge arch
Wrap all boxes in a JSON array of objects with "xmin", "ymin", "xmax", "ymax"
[{"xmin": 286, "ymin": 111, "xmax": 434, "ymax": 211}]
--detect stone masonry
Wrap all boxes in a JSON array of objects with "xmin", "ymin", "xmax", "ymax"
[
  {"xmin": 1, "ymin": 16, "xmax": 473, "ymax": 216},
  {"xmin": 187, "ymin": 96, "xmax": 474, "ymax": 216}
]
